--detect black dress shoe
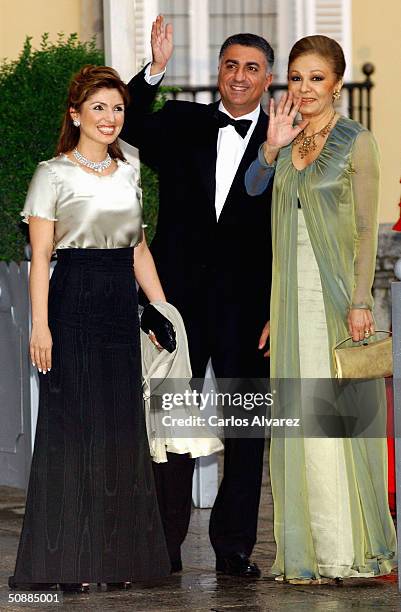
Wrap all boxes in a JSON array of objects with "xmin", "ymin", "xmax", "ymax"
[
  {"xmin": 170, "ymin": 559, "xmax": 183, "ymax": 573},
  {"xmin": 8, "ymin": 576, "xmax": 57, "ymax": 591},
  {"xmin": 216, "ymin": 552, "xmax": 261, "ymax": 578},
  {"xmin": 59, "ymin": 583, "xmax": 90, "ymax": 593},
  {"xmin": 106, "ymin": 582, "xmax": 132, "ymax": 590}
]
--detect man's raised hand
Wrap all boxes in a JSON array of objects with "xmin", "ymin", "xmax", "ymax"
[{"xmin": 150, "ymin": 14, "xmax": 173, "ymax": 74}]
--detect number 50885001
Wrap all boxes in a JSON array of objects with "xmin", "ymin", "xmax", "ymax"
[{"xmin": 7, "ymin": 592, "xmax": 62, "ymax": 605}]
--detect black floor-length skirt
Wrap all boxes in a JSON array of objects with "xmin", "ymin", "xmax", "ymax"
[{"xmin": 12, "ymin": 247, "xmax": 170, "ymax": 583}]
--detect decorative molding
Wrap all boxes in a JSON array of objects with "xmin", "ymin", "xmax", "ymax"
[
  {"xmin": 103, "ymin": 0, "xmax": 136, "ymax": 82},
  {"xmin": 189, "ymin": 0, "xmax": 209, "ymax": 88},
  {"xmin": 135, "ymin": 0, "xmax": 158, "ymax": 71},
  {"xmin": 103, "ymin": 0, "xmax": 139, "ymax": 166}
]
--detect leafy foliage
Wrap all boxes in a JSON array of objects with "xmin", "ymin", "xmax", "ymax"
[
  {"xmin": 0, "ymin": 33, "xmax": 174, "ymax": 260},
  {"xmin": 0, "ymin": 34, "xmax": 104, "ymax": 261}
]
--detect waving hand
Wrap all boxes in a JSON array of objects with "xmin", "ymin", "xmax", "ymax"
[
  {"xmin": 150, "ymin": 14, "xmax": 173, "ymax": 73},
  {"xmin": 267, "ymin": 92, "xmax": 308, "ymax": 148}
]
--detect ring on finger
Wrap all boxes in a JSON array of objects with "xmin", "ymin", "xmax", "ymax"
[{"xmin": 364, "ymin": 330, "xmax": 370, "ymax": 338}]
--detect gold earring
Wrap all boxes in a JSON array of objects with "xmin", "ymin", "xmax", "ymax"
[{"xmin": 333, "ymin": 90, "xmax": 341, "ymax": 101}]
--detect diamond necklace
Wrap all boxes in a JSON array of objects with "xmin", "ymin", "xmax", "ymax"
[
  {"xmin": 73, "ymin": 148, "xmax": 112, "ymax": 173},
  {"xmin": 293, "ymin": 112, "xmax": 337, "ymax": 159}
]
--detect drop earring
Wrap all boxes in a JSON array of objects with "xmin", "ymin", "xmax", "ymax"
[
  {"xmin": 73, "ymin": 119, "xmax": 80, "ymax": 127},
  {"xmin": 332, "ymin": 90, "xmax": 341, "ymax": 101}
]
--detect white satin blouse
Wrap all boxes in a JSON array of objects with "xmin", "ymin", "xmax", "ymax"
[{"xmin": 21, "ymin": 155, "xmax": 144, "ymax": 250}]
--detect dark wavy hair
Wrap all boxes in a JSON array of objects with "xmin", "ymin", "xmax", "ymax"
[{"xmin": 56, "ymin": 65, "xmax": 129, "ymax": 160}]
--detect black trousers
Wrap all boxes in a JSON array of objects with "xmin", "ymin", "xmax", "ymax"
[
  {"xmin": 13, "ymin": 249, "xmax": 170, "ymax": 583},
  {"xmin": 152, "ymin": 297, "xmax": 268, "ymax": 563}
]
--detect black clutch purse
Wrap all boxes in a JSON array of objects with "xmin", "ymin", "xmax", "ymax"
[{"xmin": 140, "ymin": 304, "xmax": 177, "ymax": 353}]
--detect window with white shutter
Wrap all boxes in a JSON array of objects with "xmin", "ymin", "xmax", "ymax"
[
  {"xmin": 157, "ymin": 0, "xmax": 191, "ymax": 85},
  {"xmin": 133, "ymin": 0, "xmax": 277, "ymax": 86},
  {"xmin": 132, "ymin": 1, "xmax": 351, "ymax": 86},
  {"xmin": 209, "ymin": 0, "xmax": 277, "ymax": 83},
  {"xmin": 133, "ymin": 0, "xmax": 146, "ymax": 70},
  {"xmin": 277, "ymin": 0, "xmax": 352, "ymax": 80},
  {"xmin": 133, "ymin": 0, "xmax": 158, "ymax": 71},
  {"xmin": 314, "ymin": 0, "xmax": 352, "ymax": 79}
]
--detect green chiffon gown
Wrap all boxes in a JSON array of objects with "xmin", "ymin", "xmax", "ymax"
[{"xmin": 269, "ymin": 116, "xmax": 397, "ymax": 580}]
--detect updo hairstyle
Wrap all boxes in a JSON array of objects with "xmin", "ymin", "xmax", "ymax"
[{"xmin": 56, "ymin": 65, "xmax": 129, "ymax": 160}]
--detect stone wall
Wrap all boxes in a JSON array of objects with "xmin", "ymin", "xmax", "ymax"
[{"xmin": 373, "ymin": 223, "xmax": 401, "ymax": 329}]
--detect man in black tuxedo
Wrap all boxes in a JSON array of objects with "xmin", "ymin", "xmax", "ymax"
[{"xmin": 121, "ymin": 15, "xmax": 273, "ymax": 577}]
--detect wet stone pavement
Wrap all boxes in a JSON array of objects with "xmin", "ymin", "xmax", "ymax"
[{"xmin": 1, "ymin": 455, "xmax": 400, "ymax": 612}]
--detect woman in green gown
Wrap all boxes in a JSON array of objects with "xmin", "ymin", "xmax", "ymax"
[{"xmin": 246, "ymin": 35, "xmax": 396, "ymax": 583}]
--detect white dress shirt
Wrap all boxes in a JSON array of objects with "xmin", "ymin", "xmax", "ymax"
[
  {"xmin": 215, "ymin": 103, "xmax": 260, "ymax": 220},
  {"xmin": 143, "ymin": 66, "xmax": 261, "ymax": 221}
]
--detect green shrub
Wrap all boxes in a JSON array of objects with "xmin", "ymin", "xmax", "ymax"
[
  {"xmin": 0, "ymin": 34, "xmax": 104, "ymax": 261},
  {"xmin": 0, "ymin": 33, "xmax": 169, "ymax": 261}
]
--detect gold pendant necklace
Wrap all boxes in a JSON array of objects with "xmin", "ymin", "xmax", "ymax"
[{"xmin": 293, "ymin": 112, "xmax": 337, "ymax": 159}]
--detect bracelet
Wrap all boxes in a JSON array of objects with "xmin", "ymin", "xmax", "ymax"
[{"xmin": 350, "ymin": 303, "xmax": 371, "ymax": 310}]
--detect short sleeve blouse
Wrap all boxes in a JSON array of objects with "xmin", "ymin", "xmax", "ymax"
[{"xmin": 21, "ymin": 155, "xmax": 144, "ymax": 250}]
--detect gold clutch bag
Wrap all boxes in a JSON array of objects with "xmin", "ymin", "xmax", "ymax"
[{"xmin": 333, "ymin": 331, "xmax": 393, "ymax": 380}]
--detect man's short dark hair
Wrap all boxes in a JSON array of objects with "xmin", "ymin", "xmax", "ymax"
[{"xmin": 219, "ymin": 34, "xmax": 274, "ymax": 71}]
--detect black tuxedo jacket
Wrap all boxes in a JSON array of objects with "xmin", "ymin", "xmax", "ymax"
[{"xmin": 121, "ymin": 67, "xmax": 272, "ymax": 368}]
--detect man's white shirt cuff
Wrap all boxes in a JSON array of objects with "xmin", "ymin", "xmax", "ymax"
[{"xmin": 144, "ymin": 63, "xmax": 166, "ymax": 85}]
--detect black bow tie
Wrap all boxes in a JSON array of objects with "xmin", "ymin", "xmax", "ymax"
[{"xmin": 213, "ymin": 109, "xmax": 252, "ymax": 138}]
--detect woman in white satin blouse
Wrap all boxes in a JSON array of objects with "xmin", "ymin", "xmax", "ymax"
[{"xmin": 9, "ymin": 65, "xmax": 171, "ymax": 594}]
